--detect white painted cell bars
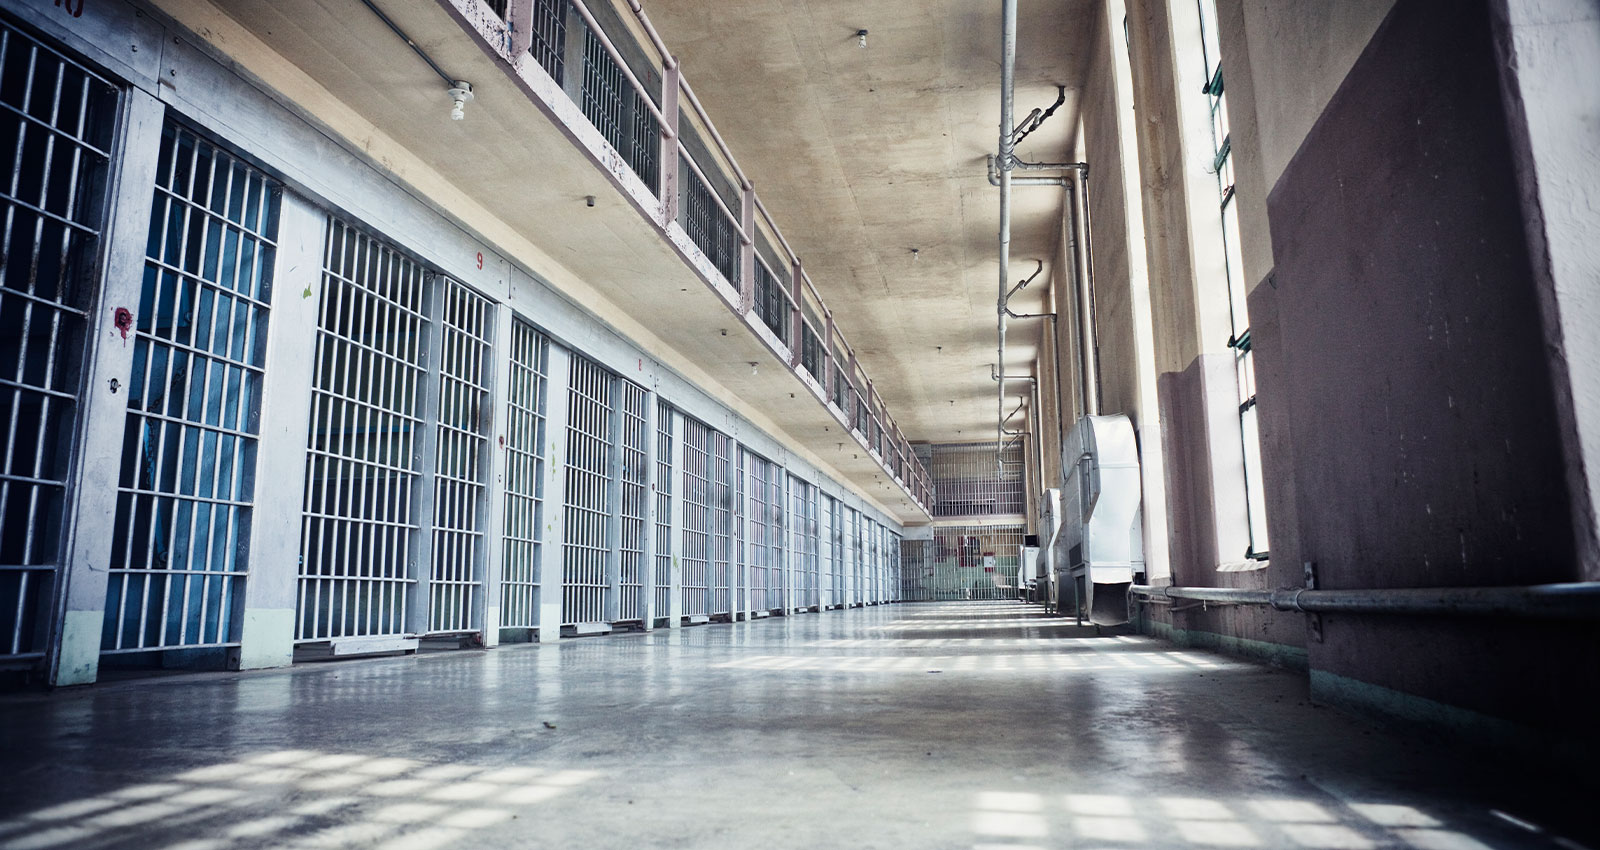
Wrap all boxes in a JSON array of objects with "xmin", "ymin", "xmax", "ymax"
[
  {"xmin": 0, "ymin": 23, "xmax": 118, "ymax": 659},
  {"xmin": 680, "ymin": 415, "xmax": 711, "ymax": 618},
  {"xmin": 427, "ymin": 279, "xmax": 494, "ymax": 634},
  {"xmin": 562, "ymin": 355, "xmax": 613, "ymax": 626},
  {"xmin": 296, "ymin": 219, "xmax": 429, "ymax": 641},
  {"xmin": 710, "ymin": 431, "xmax": 733, "ymax": 616},
  {"xmin": 499, "ymin": 319, "xmax": 547, "ymax": 630},
  {"xmin": 653, "ymin": 402, "xmax": 672, "ymax": 621},
  {"xmin": 617, "ymin": 379, "xmax": 646, "ymax": 622},
  {"xmin": 104, "ymin": 123, "xmax": 279, "ymax": 653}
]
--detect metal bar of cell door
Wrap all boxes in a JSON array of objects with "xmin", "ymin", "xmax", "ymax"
[
  {"xmin": 616, "ymin": 380, "xmax": 647, "ymax": 623},
  {"xmin": 603, "ymin": 373, "xmax": 625, "ymax": 625},
  {"xmin": 640, "ymin": 389, "xmax": 658, "ymax": 629},
  {"xmin": 500, "ymin": 320, "xmax": 548, "ymax": 635},
  {"xmin": 653, "ymin": 401, "xmax": 673, "ymax": 627}
]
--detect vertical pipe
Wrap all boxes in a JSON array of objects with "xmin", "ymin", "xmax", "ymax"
[
  {"xmin": 1070, "ymin": 168, "xmax": 1100, "ymax": 415},
  {"xmin": 997, "ymin": 0, "xmax": 1016, "ymax": 458}
]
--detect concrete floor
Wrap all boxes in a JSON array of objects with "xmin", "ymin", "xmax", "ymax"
[{"xmin": 0, "ymin": 602, "xmax": 1589, "ymax": 850}]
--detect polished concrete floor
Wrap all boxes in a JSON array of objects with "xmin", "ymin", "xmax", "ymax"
[{"xmin": 0, "ymin": 601, "xmax": 1588, "ymax": 850}]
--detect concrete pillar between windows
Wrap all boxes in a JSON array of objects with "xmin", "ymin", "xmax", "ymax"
[
  {"xmin": 537, "ymin": 346, "xmax": 573, "ymax": 638},
  {"xmin": 233, "ymin": 193, "xmax": 326, "ymax": 670},
  {"xmin": 478, "ymin": 303, "xmax": 516, "ymax": 648}
]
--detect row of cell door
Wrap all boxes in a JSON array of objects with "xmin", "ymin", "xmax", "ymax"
[{"xmin": 0, "ymin": 16, "xmax": 900, "ymax": 670}]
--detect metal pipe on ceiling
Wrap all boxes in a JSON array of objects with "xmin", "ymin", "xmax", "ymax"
[
  {"xmin": 1071, "ymin": 167, "xmax": 1100, "ymax": 415},
  {"xmin": 1129, "ymin": 582, "xmax": 1600, "ymax": 620},
  {"xmin": 988, "ymin": 155, "xmax": 1068, "ymax": 187},
  {"xmin": 358, "ymin": 0, "xmax": 455, "ymax": 85},
  {"xmin": 997, "ymin": 0, "xmax": 1017, "ymax": 468}
]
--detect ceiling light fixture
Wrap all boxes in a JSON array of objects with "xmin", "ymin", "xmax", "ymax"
[
  {"xmin": 447, "ymin": 80, "xmax": 474, "ymax": 120},
  {"xmin": 856, "ymin": 29, "xmax": 869, "ymax": 48},
  {"xmin": 749, "ymin": 361, "xmax": 758, "ymax": 376}
]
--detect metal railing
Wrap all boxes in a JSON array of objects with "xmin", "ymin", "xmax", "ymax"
[{"xmin": 482, "ymin": 0, "xmax": 932, "ymax": 514}]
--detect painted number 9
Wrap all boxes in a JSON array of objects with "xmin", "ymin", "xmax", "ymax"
[{"xmin": 476, "ymin": 251, "xmax": 484, "ymax": 270}]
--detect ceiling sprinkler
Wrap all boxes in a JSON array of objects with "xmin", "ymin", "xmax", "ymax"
[{"xmin": 447, "ymin": 80, "xmax": 474, "ymax": 121}]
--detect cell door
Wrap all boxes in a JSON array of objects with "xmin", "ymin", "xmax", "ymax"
[
  {"xmin": 617, "ymin": 380, "xmax": 646, "ymax": 622},
  {"xmin": 765, "ymin": 460, "xmax": 784, "ymax": 611},
  {"xmin": 745, "ymin": 451, "xmax": 768, "ymax": 611},
  {"xmin": 562, "ymin": 355, "xmax": 613, "ymax": 626},
  {"xmin": 427, "ymin": 280, "xmax": 495, "ymax": 634},
  {"xmin": 818, "ymin": 494, "xmax": 835, "ymax": 609},
  {"xmin": 653, "ymin": 402, "xmax": 672, "ymax": 621},
  {"xmin": 851, "ymin": 509, "xmax": 864, "ymax": 605},
  {"xmin": 0, "ymin": 22, "xmax": 119, "ymax": 661},
  {"xmin": 710, "ymin": 431, "xmax": 732, "ymax": 616},
  {"xmin": 679, "ymin": 416, "xmax": 711, "ymax": 618},
  {"xmin": 297, "ymin": 219, "xmax": 430, "ymax": 642},
  {"xmin": 104, "ymin": 123, "xmax": 280, "ymax": 655},
  {"xmin": 499, "ymin": 319, "xmax": 548, "ymax": 630}
]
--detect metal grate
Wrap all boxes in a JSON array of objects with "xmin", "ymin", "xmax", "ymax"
[
  {"xmin": 889, "ymin": 533, "xmax": 901, "ymax": 601},
  {"xmin": 618, "ymin": 379, "xmax": 646, "ymax": 621},
  {"xmin": 710, "ymin": 430, "xmax": 733, "ymax": 615},
  {"xmin": 104, "ymin": 123, "xmax": 280, "ymax": 654},
  {"xmin": 0, "ymin": 21, "xmax": 118, "ymax": 660},
  {"xmin": 653, "ymin": 401, "xmax": 672, "ymax": 620},
  {"xmin": 790, "ymin": 476, "xmax": 818, "ymax": 609},
  {"xmin": 733, "ymin": 446, "xmax": 745, "ymax": 610},
  {"xmin": 900, "ymin": 524, "xmax": 1026, "ymax": 601},
  {"xmin": 831, "ymin": 362, "xmax": 849, "ymax": 411},
  {"xmin": 500, "ymin": 319, "xmax": 547, "ymax": 629},
  {"xmin": 929, "ymin": 441, "xmax": 1026, "ymax": 518},
  {"xmin": 530, "ymin": 0, "xmax": 567, "ymax": 86},
  {"xmin": 679, "ymin": 154, "xmax": 739, "ymax": 287},
  {"xmin": 819, "ymin": 495, "xmax": 838, "ymax": 608},
  {"xmin": 752, "ymin": 259, "xmax": 788, "ymax": 345},
  {"xmin": 562, "ymin": 355, "xmax": 613, "ymax": 626},
  {"xmin": 850, "ymin": 508, "xmax": 864, "ymax": 605},
  {"xmin": 744, "ymin": 449, "xmax": 768, "ymax": 611},
  {"xmin": 580, "ymin": 23, "xmax": 657, "ymax": 193},
  {"xmin": 297, "ymin": 219, "xmax": 429, "ymax": 642},
  {"xmin": 427, "ymin": 280, "xmax": 493, "ymax": 634},
  {"xmin": 800, "ymin": 323, "xmax": 822, "ymax": 383},
  {"xmin": 763, "ymin": 457, "xmax": 785, "ymax": 611},
  {"xmin": 680, "ymin": 415, "xmax": 711, "ymax": 617}
]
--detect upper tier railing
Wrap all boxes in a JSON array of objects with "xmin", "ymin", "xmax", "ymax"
[{"xmin": 479, "ymin": 0, "xmax": 933, "ymax": 510}]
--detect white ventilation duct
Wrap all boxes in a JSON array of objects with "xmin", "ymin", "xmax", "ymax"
[{"xmin": 1055, "ymin": 415, "xmax": 1144, "ymax": 625}]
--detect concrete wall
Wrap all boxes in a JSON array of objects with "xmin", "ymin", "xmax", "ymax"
[
  {"xmin": 1062, "ymin": 0, "xmax": 1600, "ymax": 762},
  {"xmin": 1253, "ymin": 0, "xmax": 1598, "ymax": 759}
]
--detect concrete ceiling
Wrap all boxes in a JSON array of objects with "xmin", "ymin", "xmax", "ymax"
[
  {"xmin": 171, "ymin": 0, "xmax": 1093, "ymax": 516},
  {"xmin": 643, "ymin": 0, "xmax": 1095, "ymax": 443}
]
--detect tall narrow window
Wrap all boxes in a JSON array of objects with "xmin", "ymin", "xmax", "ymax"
[{"xmin": 1197, "ymin": 0, "xmax": 1268, "ymax": 558}]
